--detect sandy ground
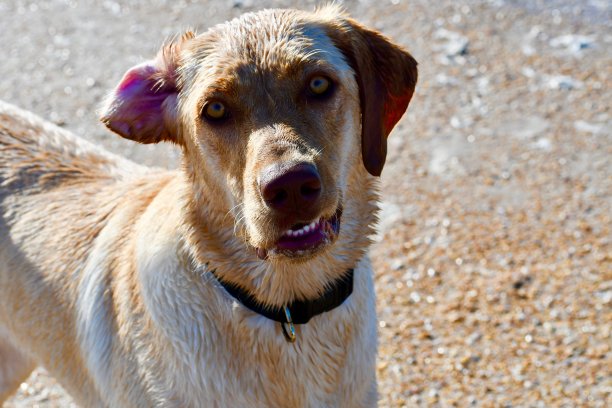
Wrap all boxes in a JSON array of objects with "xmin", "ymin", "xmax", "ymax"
[{"xmin": 1, "ymin": 0, "xmax": 610, "ymax": 406}]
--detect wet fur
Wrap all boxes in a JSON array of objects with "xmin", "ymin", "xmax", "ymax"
[{"xmin": 0, "ymin": 6, "xmax": 416, "ymax": 407}]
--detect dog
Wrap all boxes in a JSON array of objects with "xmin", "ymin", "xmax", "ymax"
[{"xmin": 0, "ymin": 6, "xmax": 417, "ymax": 407}]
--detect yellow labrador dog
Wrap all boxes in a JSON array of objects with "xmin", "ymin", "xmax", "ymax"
[{"xmin": 0, "ymin": 6, "xmax": 417, "ymax": 407}]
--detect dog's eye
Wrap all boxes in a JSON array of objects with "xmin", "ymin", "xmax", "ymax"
[
  {"xmin": 203, "ymin": 101, "xmax": 227, "ymax": 121},
  {"xmin": 308, "ymin": 76, "xmax": 332, "ymax": 96}
]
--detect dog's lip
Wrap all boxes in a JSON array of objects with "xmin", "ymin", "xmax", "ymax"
[{"xmin": 271, "ymin": 207, "xmax": 342, "ymax": 255}]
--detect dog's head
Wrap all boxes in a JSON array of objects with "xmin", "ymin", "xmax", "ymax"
[{"xmin": 101, "ymin": 7, "xmax": 417, "ymax": 265}]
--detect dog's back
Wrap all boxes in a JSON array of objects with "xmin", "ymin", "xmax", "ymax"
[
  {"xmin": 0, "ymin": 101, "xmax": 174, "ymax": 405},
  {"xmin": 0, "ymin": 100, "xmax": 144, "ymax": 193}
]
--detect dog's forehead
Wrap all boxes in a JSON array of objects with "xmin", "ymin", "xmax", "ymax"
[{"xmin": 187, "ymin": 10, "xmax": 350, "ymax": 83}]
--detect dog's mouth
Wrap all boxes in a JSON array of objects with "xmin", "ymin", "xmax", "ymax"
[
  {"xmin": 277, "ymin": 207, "xmax": 342, "ymax": 250},
  {"xmin": 256, "ymin": 207, "xmax": 342, "ymax": 260}
]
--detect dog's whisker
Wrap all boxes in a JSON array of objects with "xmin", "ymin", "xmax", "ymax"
[{"xmin": 223, "ymin": 202, "xmax": 244, "ymax": 224}]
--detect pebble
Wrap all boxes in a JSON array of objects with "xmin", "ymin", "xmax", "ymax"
[
  {"xmin": 499, "ymin": 116, "xmax": 550, "ymax": 139},
  {"xmin": 549, "ymin": 34, "xmax": 595, "ymax": 54},
  {"xmin": 574, "ymin": 120, "xmax": 605, "ymax": 134},
  {"xmin": 433, "ymin": 28, "xmax": 470, "ymax": 57},
  {"xmin": 545, "ymin": 75, "xmax": 583, "ymax": 90},
  {"xmin": 533, "ymin": 137, "xmax": 552, "ymax": 151}
]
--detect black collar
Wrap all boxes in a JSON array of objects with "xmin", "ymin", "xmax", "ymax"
[{"xmin": 211, "ymin": 268, "xmax": 354, "ymax": 325}]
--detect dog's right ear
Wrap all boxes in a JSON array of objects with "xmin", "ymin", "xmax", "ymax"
[
  {"xmin": 100, "ymin": 32, "xmax": 195, "ymax": 145},
  {"xmin": 322, "ymin": 15, "xmax": 418, "ymax": 177}
]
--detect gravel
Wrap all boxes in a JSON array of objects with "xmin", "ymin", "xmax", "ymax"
[{"xmin": 2, "ymin": 0, "xmax": 610, "ymax": 406}]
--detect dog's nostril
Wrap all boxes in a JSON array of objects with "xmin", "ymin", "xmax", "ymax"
[
  {"xmin": 269, "ymin": 189, "xmax": 288, "ymax": 206},
  {"xmin": 300, "ymin": 182, "xmax": 321, "ymax": 199}
]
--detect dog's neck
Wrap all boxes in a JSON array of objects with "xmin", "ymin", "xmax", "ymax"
[{"xmin": 211, "ymin": 266, "xmax": 354, "ymax": 319}]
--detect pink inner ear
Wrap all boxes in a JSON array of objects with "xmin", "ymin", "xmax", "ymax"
[
  {"xmin": 103, "ymin": 62, "xmax": 177, "ymax": 143},
  {"xmin": 117, "ymin": 66, "xmax": 155, "ymax": 93},
  {"xmin": 383, "ymin": 91, "xmax": 413, "ymax": 135},
  {"xmin": 116, "ymin": 63, "xmax": 171, "ymax": 115}
]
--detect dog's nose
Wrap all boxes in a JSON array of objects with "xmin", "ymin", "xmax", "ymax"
[{"xmin": 259, "ymin": 162, "xmax": 322, "ymax": 215}]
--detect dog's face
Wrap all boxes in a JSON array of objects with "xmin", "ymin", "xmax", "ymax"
[{"xmin": 101, "ymin": 7, "xmax": 417, "ymax": 262}]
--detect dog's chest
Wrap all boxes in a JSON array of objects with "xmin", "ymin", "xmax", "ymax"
[
  {"xmin": 163, "ymin": 315, "xmax": 375, "ymax": 407},
  {"xmin": 134, "ymin": 263, "xmax": 377, "ymax": 407}
]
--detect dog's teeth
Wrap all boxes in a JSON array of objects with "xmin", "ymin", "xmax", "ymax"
[{"xmin": 283, "ymin": 221, "xmax": 322, "ymax": 239}]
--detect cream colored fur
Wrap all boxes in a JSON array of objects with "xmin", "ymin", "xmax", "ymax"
[{"xmin": 0, "ymin": 6, "xmax": 417, "ymax": 407}]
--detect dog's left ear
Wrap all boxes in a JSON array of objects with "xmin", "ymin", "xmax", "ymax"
[
  {"xmin": 325, "ymin": 18, "xmax": 418, "ymax": 176},
  {"xmin": 100, "ymin": 32, "xmax": 195, "ymax": 145}
]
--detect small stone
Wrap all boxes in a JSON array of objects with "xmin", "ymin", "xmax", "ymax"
[
  {"xmin": 466, "ymin": 332, "xmax": 483, "ymax": 345},
  {"xmin": 534, "ymin": 138, "xmax": 552, "ymax": 151},
  {"xmin": 545, "ymin": 75, "xmax": 583, "ymax": 90},
  {"xmin": 574, "ymin": 121, "xmax": 604, "ymax": 134},
  {"xmin": 549, "ymin": 34, "xmax": 595, "ymax": 54},
  {"xmin": 434, "ymin": 28, "xmax": 469, "ymax": 57}
]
